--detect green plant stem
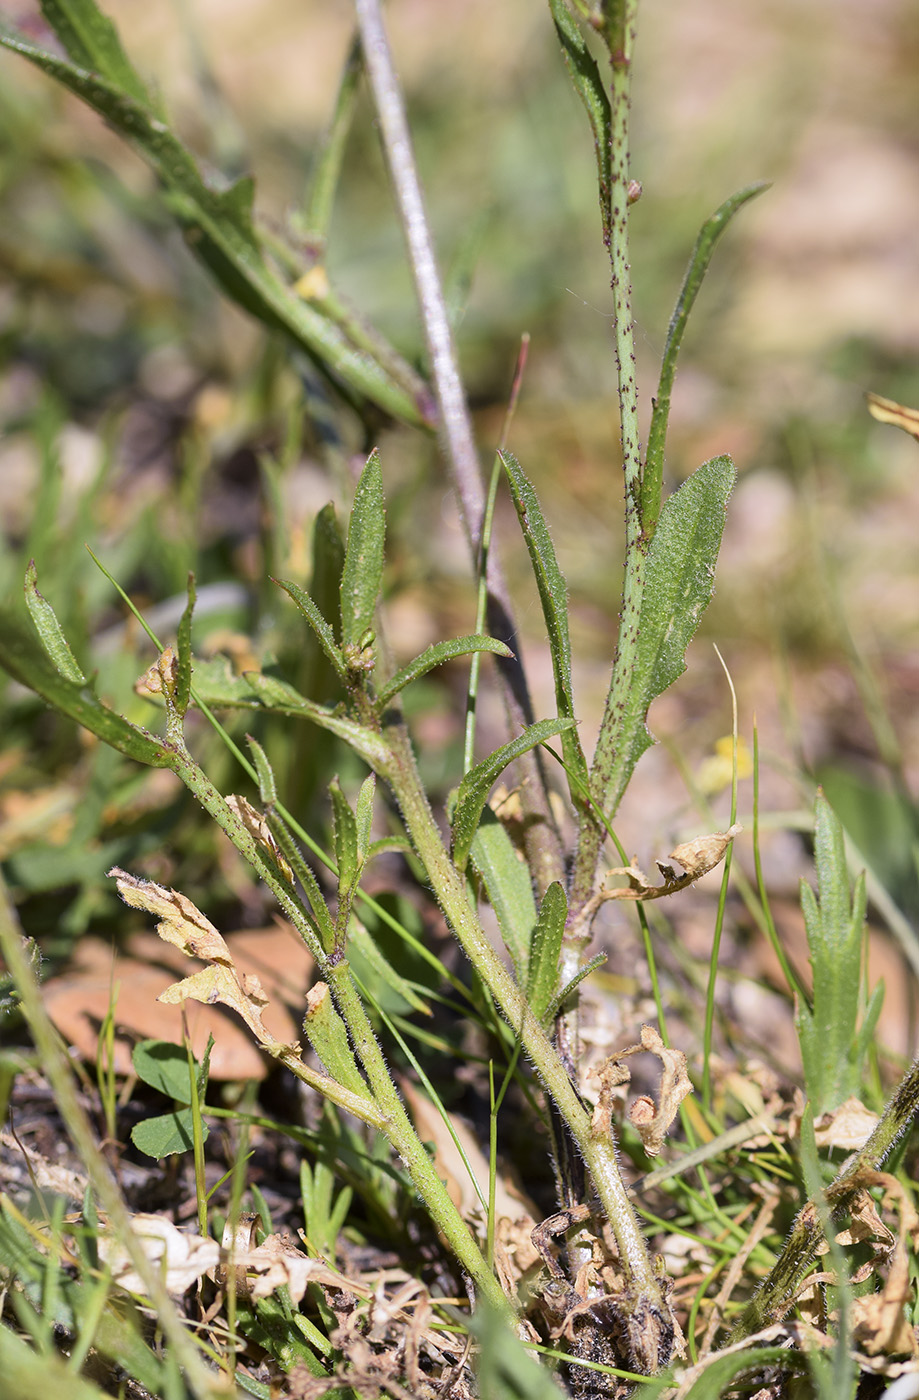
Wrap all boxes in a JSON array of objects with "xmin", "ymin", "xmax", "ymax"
[
  {"xmin": 729, "ymin": 1053, "xmax": 919, "ymax": 1342},
  {"xmin": 569, "ymin": 0, "xmax": 644, "ymax": 921},
  {"xmin": 380, "ymin": 723, "xmax": 670, "ymax": 1354},
  {"xmin": 0, "ymin": 871, "xmax": 223, "ymax": 1400},
  {"xmin": 159, "ymin": 732, "xmax": 510, "ymax": 1315}
]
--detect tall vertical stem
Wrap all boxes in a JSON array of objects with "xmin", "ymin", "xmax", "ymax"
[
  {"xmin": 354, "ymin": 0, "xmax": 564, "ymax": 892},
  {"xmin": 570, "ymin": 0, "xmax": 645, "ymax": 920}
]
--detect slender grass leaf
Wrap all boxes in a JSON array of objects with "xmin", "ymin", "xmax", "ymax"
[
  {"xmin": 796, "ymin": 792, "xmax": 871, "ymax": 1115},
  {"xmin": 0, "ymin": 25, "xmax": 430, "ymax": 428},
  {"xmin": 377, "ymin": 635, "xmax": 513, "ymax": 706},
  {"xmin": 0, "ymin": 605, "xmax": 169, "ymax": 766},
  {"xmin": 452, "ymin": 718, "xmax": 574, "ymax": 873},
  {"xmin": 468, "ymin": 809, "xmax": 537, "ymax": 977},
  {"xmin": 500, "ymin": 451, "xmax": 589, "ymax": 806},
  {"xmin": 274, "ymin": 577, "xmax": 347, "ymax": 681},
  {"xmin": 526, "ymin": 881, "xmax": 568, "ymax": 1023},
  {"xmin": 247, "ymin": 734, "xmax": 278, "ymax": 805},
  {"xmin": 598, "ymin": 455, "xmax": 735, "ymax": 818},
  {"xmin": 40, "ymin": 0, "xmax": 151, "ymax": 106},
  {"xmin": 470, "ymin": 1299, "xmax": 567, "ymax": 1400},
  {"xmin": 303, "ymin": 34, "xmax": 361, "ymax": 242},
  {"xmin": 548, "ymin": 0, "xmax": 611, "ymax": 238},
  {"xmin": 643, "ymin": 184, "xmax": 768, "ymax": 533},
  {"xmin": 340, "ymin": 449, "xmax": 385, "ymax": 650},
  {"xmin": 23, "ymin": 559, "xmax": 86, "ymax": 684}
]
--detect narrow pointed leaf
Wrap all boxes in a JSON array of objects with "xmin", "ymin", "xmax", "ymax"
[
  {"xmin": 340, "ymin": 449, "xmax": 385, "ymax": 650},
  {"xmin": 275, "ymin": 577, "xmax": 347, "ymax": 681},
  {"xmin": 355, "ymin": 774, "xmax": 376, "ymax": 856},
  {"xmin": 500, "ymin": 451, "xmax": 589, "ymax": 805},
  {"xmin": 330, "ymin": 778, "xmax": 360, "ymax": 892},
  {"xmin": 377, "ymin": 635, "xmax": 513, "ymax": 707},
  {"xmin": 0, "ymin": 24, "xmax": 430, "ymax": 428},
  {"xmin": 548, "ymin": 0, "xmax": 611, "ymax": 236},
  {"xmin": 173, "ymin": 574, "xmax": 195, "ymax": 720},
  {"xmin": 452, "ymin": 718, "xmax": 574, "ymax": 873},
  {"xmin": 0, "ymin": 604, "xmax": 169, "ymax": 766},
  {"xmin": 246, "ymin": 734, "xmax": 278, "ymax": 806},
  {"xmin": 643, "ymin": 183, "xmax": 768, "ymax": 533},
  {"xmin": 468, "ymin": 809, "xmax": 538, "ymax": 977},
  {"xmin": 542, "ymin": 952, "xmax": 607, "ymax": 1026},
  {"xmin": 597, "ymin": 455, "xmax": 735, "ymax": 818},
  {"xmin": 41, "ymin": 0, "xmax": 150, "ymax": 106},
  {"xmin": 24, "ymin": 560, "xmax": 86, "ymax": 684},
  {"xmin": 526, "ymin": 881, "xmax": 568, "ymax": 1023},
  {"xmin": 795, "ymin": 793, "xmax": 870, "ymax": 1115}
]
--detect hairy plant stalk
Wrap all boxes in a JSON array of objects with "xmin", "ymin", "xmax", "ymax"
[
  {"xmin": 354, "ymin": 0, "xmax": 564, "ymax": 894},
  {"xmin": 570, "ymin": 0, "xmax": 644, "ymax": 922},
  {"xmin": 161, "ymin": 733, "xmax": 511, "ymax": 1315},
  {"xmin": 379, "ymin": 722, "xmax": 668, "ymax": 1331}
]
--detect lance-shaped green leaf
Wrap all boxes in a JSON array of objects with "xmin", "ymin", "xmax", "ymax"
[
  {"xmin": 0, "ymin": 604, "xmax": 169, "ymax": 767},
  {"xmin": 377, "ymin": 635, "xmax": 513, "ymax": 707},
  {"xmin": 796, "ymin": 792, "xmax": 878, "ymax": 1116},
  {"xmin": 643, "ymin": 184, "xmax": 768, "ymax": 534},
  {"xmin": 597, "ymin": 455, "xmax": 735, "ymax": 819},
  {"xmin": 500, "ymin": 451, "xmax": 589, "ymax": 808},
  {"xmin": 452, "ymin": 719, "xmax": 574, "ymax": 874},
  {"xmin": 24, "ymin": 559, "xmax": 86, "ymax": 685},
  {"xmin": 172, "ymin": 574, "xmax": 195, "ymax": 721},
  {"xmin": 302, "ymin": 981, "xmax": 369, "ymax": 1100},
  {"xmin": 274, "ymin": 577, "xmax": 348, "ymax": 682},
  {"xmin": 526, "ymin": 882, "xmax": 568, "ymax": 1024},
  {"xmin": 41, "ymin": 0, "xmax": 151, "ymax": 107},
  {"xmin": 355, "ymin": 773, "xmax": 376, "ymax": 855},
  {"xmin": 246, "ymin": 734, "xmax": 278, "ymax": 806},
  {"xmin": 0, "ymin": 24, "xmax": 430, "ymax": 429},
  {"xmin": 468, "ymin": 809, "xmax": 537, "ymax": 979},
  {"xmin": 340, "ymin": 450, "xmax": 385, "ymax": 651},
  {"xmin": 548, "ymin": 0, "xmax": 611, "ymax": 239}
]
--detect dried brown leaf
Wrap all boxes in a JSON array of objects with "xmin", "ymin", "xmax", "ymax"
[
  {"xmin": 600, "ymin": 824, "xmax": 742, "ymax": 901},
  {"xmin": 226, "ymin": 794, "xmax": 293, "ymax": 881},
  {"xmin": 867, "ymin": 391, "xmax": 919, "ymax": 443},
  {"xmin": 594, "ymin": 1025, "xmax": 693, "ymax": 1155}
]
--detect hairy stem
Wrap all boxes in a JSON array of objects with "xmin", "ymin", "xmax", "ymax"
[
  {"xmin": 569, "ymin": 0, "xmax": 643, "ymax": 922},
  {"xmin": 354, "ymin": 0, "xmax": 564, "ymax": 893},
  {"xmin": 164, "ymin": 735, "xmax": 510, "ymax": 1315},
  {"xmin": 380, "ymin": 721, "xmax": 667, "ymax": 1334}
]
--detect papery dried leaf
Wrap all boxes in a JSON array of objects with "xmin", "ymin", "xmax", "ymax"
[
  {"xmin": 135, "ymin": 646, "xmax": 178, "ymax": 698},
  {"xmin": 98, "ymin": 1213, "xmax": 221, "ymax": 1296},
  {"xmin": 610, "ymin": 1025, "xmax": 693, "ymax": 1155},
  {"xmin": 813, "ymin": 1096, "xmax": 879, "ymax": 1151},
  {"xmin": 601, "ymin": 824, "xmax": 741, "ymax": 901},
  {"xmin": 867, "ymin": 391, "xmax": 919, "ymax": 443},
  {"xmin": 110, "ymin": 868, "xmax": 230, "ymax": 962},
  {"xmin": 157, "ymin": 963, "xmax": 284, "ymax": 1050},
  {"xmin": 226, "ymin": 794, "xmax": 293, "ymax": 881}
]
